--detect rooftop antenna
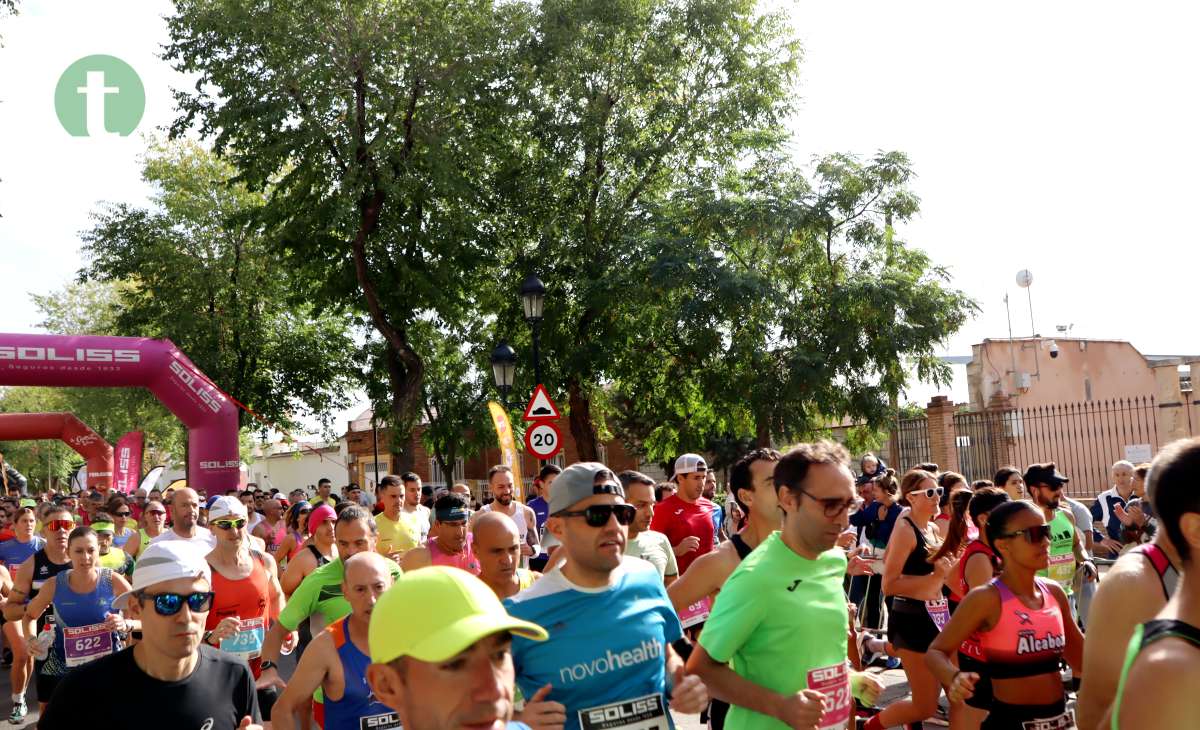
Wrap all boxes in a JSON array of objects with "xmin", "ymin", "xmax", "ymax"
[{"xmin": 1017, "ymin": 269, "xmax": 1041, "ymax": 379}]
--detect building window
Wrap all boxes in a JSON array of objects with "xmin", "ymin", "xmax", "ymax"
[
  {"xmin": 1084, "ymin": 377, "xmax": 1093, "ymax": 402},
  {"xmin": 428, "ymin": 457, "xmax": 465, "ymax": 488},
  {"xmin": 362, "ymin": 461, "xmax": 389, "ymax": 488}
]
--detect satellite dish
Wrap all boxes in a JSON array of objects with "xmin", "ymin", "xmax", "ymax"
[{"xmin": 1016, "ymin": 269, "xmax": 1033, "ymax": 288}]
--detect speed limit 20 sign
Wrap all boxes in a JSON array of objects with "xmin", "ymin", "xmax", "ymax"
[{"xmin": 525, "ymin": 421, "xmax": 562, "ymax": 459}]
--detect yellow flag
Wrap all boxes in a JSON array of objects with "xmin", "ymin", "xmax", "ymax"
[{"xmin": 487, "ymin": 401, "xmax": 525, "ymax": 501}]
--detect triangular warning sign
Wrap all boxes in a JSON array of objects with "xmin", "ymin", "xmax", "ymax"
[{"xmin": 523, "ymin": 384, "xmax": 561, "ymax": 421}]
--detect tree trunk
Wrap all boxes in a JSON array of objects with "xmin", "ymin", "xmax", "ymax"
[
  {"xmin": 383, "ymin": 346, "xmax": 423, "ymax": 472},
  {"xmin": 567, "ymin": 379, "xmax": 599, "ymax": 462},
  {"xmin": 755, "ymin": 410, "xmax": 772, "ymax": 448}
]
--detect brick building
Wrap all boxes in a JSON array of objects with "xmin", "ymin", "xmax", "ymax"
[{"xmin": 342, "ymin": 408, "xmax": 643, "ymax": 502}]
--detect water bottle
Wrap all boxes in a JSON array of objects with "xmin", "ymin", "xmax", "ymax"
[{"xmin": 30, "ymin": 625, "xmax": 55, "ymax": 661}]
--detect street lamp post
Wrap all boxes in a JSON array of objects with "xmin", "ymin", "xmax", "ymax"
[
  {"xmin": 520, "ymin": 275, "xmax": 546, "ymax": 387},
  {"xmin": 490, "ymin": 340, "xmax": 517, "ymax": 408}
]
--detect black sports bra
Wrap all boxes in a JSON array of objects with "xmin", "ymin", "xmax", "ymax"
[
  {"xmin": 730, "ymin": 533, "xmax": 754, "ymax": 561},
  {"xmin": 899, "ymin": 517, "xmax": 935, "ymax": 576}
]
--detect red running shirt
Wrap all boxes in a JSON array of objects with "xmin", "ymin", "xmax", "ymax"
[{"xmin": 649, "ymin": 494, "xmax": 716, "ymax": 575}]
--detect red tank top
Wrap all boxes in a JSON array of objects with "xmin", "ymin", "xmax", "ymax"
[
  {"xmin": 427, "ymin": 535, "xmax": 480, "ymax": 575},
  {"xmin": 953, "ymin": 539, "xmax": 997, "ymax": 601},
  {"xmin": 968, "ymin": 576, "xmax": 1065, "ymax": 678},
  {"xmin": 206, "ymin": 551, "xmax": 272, "ymax": 678}
]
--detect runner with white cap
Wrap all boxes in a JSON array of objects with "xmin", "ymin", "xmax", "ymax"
[
  {"xmin": 38, "ymin": 540, "xmax": 262, "ymax": 728},
  {"xmin": 651, "ymin": 454, "xmax": 718, "ymax": 576},
  {"xmin": 366, "ymin": 566, "xmax": 547, "ymax": 730}
]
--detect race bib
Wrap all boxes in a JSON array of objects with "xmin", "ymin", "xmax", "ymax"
[
  {"xmin": 679, "ymin": 597, "xmax": 712, "ymax": 629},
  {"xmin": 925, "ymin": 598, "xmax": 950, "ymax": 632},
  {"xmin": 1021, "ymin": 709, "xmax": 1075, "ymax": 730},
  {"xmin": 359, "ymin": 711, "xmax": 403, "ymax": 729},
  {"xmin": 219, "ymin": 617, "xmax": 266, "ymax": 661},
  {"xmin": 807, "ymin": 663, "xmax": 851, "ymax": 730},
  {"xmin": 62, "ymin": 622, "xmax": 113, "ymax": 667},
  {"xmin": 1046, "ymin": 553, "xmax": 1075, "ymax": 585},
  {"xmin": 578, "ymin": 693, "xmax": 669, "ymax": 730}
]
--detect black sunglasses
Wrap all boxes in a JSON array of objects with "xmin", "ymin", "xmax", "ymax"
[
  {"xmin": 114, "ymin": 511, "xmax": 132, "ymax": 517},
  {"xmin": 999, "ymin": 524, "xmax": 1052, "ymax": 544},
  {"xmin": 556, "ymin": 504, "xmax": 636, "ymax": 528},
  {"xmin": 136, "ymin": 590, "xmax": 215, "ymax": 616}
]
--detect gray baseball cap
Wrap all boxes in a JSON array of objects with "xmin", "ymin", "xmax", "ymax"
[{"xmin": 548, "ymin": 462, "xmax": 625, "ymax": 514}]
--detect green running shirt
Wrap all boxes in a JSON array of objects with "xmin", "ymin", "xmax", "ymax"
[{"xmin": 278, "ymin": 555, "xmax": 403, "ymax": 631}]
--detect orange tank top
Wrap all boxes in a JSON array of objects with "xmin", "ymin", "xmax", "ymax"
[{"xmin": 206, "ymin": 551, "xmax": 272, "ymax": 678}]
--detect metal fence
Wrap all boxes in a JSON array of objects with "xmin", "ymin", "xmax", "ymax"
[
  {"xmin": 953, "ymin": 410, "xmax": 1001, "ymax": 484},
  {"xmin": 892, "ymin": 416, "xmax": 930, "ymax": 472},
  {"xmin": 1008, "ymin": 396, "xmax": 1160, "ymax": 498}
]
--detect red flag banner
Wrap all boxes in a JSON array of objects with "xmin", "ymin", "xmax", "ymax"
[{"xmin": 113, "ymin": 431, "xmax": 144, "ymax": 494}]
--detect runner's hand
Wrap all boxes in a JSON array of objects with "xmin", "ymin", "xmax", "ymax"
[
  {"xmin": 256, "ymin": 666, "xmax": 287, "ymax": 691},
  {"xmin": 846, "ymin": 554, "xmax": 873, "ymax": 576},
  {"xmin": 102, "ymin": 612, "xmax": 126, "ymax": 633},
  {"xmin": 237, "ymin": 716, "xmax": 263, "ymax": 730},
  {"xmin": 519, "ymin": 683, "xmax": 565, "ymax": 730},
  {"xmin": 669, "ymin": 666, "xmax": 708, "ymax": 714},
  {"xmin": 947, "ymin": 671, "xmax": 978, "ymax": 704},
  {"xmin": 932, "ymin": 556, "xmax": 954, "ymax": 576},
  {"xmin": 281, "ymin": 629, "xmax": 299, "ymax": 654},
  {"xmin": 520, "ymin": 544, "xmax": 534, "ymax": 557},
  {"xmin": 674, "ymin": 537, "xmax": 701, "ymax": 556},
  {"xmin": 774, "ymin": 688, "xmax": 825, "ymax": 730},
  {"xmin": 209, "ymin": 616, "xmax": 241, "ymax": 644},
  {"xmin": 850, "ymin": 672, "xmax": 883, "ymax": 706}
]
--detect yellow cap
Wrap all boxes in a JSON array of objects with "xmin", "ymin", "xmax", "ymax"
[{"xmin": 369, "ymin": 566, "xmax": 548, "ymax": 664}]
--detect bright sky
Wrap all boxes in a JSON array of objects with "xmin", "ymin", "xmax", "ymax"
[{"xmin": 2, "ymin": 0, "xmax": 1198, "ymax": 422}]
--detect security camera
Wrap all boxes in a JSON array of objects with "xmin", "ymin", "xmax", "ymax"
[{"xmin": 1048, "ymin": 340, "xmax": 1060, "ymax": 359}]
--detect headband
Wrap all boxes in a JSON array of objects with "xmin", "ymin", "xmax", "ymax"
[{"xmin": 435, "ymin": 505, "xmax": 470, "ymax": 523}]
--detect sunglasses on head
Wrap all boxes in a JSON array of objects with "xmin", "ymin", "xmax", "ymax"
[
  {"xmin": 555, "ymin": 503, "xmax": 637, "ymax": 527},
  {"xmin": 999, "ymin": 524, "xmax": 1052, "ymax": 544},
  {"xmin": 136, "ymin": 590, "xmax": 214, "ymax": 616},
  {"xmin": 210, "ymin": 518, "xmax": 246, "ymax": 531},
  {"xmin": 46, "ymin": 519, "xmax": 75, "ymax": 532}
]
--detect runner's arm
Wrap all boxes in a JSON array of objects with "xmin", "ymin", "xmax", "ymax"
[
  {"xmin": 263, "ymin": 552, "xmax": 285, "ymax": 621},
  {"xmin": 962, "ymin": 551, "xmax": 995, "ymax": 591},
  {"xmin": 926, "ymin": 586, "xmax": 997, "ymax": 688},
  {"xmin": 273, "ymin": 533, "xmax": 294, "ymax": 567},
  {"xmin": 270, "ymin": 633, "xmax": 333, "ymax": 730},
  {"xmin": 2, "ymin": 557, "xmax": 32, "ymax": 621},
  {"xmin": 1076, "ymin": 565, "xmax": 1162, "ymax": 730},
  {"xmin": 687, "ymin": 644, "xmax": 790, "ymax": 720},
  {"xmin": 279, "ymin": 549, "xmax": 314, "ymax": 596},
  {"xmin": 880, "ymin": 522, "xmax": 943, "ymax": 596},
  {"xmin": 524, "ymin": 506, "xmax": 541, "ymax": 556},
  {"xmin": 0, "ymin": 564, "xmax": 11, "ymax": 598},
  {"xmin": 263, "ymin": 569, "xmax": 316, "ymax": 663},
  {"xmin": 109, "ymin": 573, "xmax": 140, "ymax": 633},
  {"xmin": 1045, "ymin": 581, "xmax": 1084, "ymax": 673},
  {"xmin": 1105, "ymin": 643, "xmax": 1200, "ymax": 730},
  {"xmin": 666, "ymin": 550, "xmax": 720, "ymax": 613},
  {"xmin": 124, "ymin": 534, "xmax": 140, "ymax": 558},
  {"xmin": 400, "ymin": 547, "xmax": 432, "ymax": 572},
  {"xmin": 22, "ymin": 576, "xmax": 54, "ymax": 622}
]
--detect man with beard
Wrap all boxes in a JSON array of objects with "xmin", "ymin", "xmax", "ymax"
[
  {"xmin": 474, "ymin": 466, "xmax": 540, "ymax": 569},
  {"xmin": 401, "ymin": 494, "xmax": 480, "ymax": 575},
  {"xmin": 150, "ymin": 487, "xmax": 217, "ymax": 551},
  {"xmin": 272, "ymin": 553, "xmax": 399, "ymax": 730},
  {"xmin": 1024, "ymin": 463, "xmax": 1094, "ymax": 599},
  {"xmin": 651, "ymin": 454, "xmax": 718, "ymax": 576},
  {"xmin": 505, "ymin": 463, "xmax": 708, "ymax": 730}
]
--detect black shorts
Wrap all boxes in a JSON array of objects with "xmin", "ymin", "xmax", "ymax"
[
  {"xmin": 35, "ymin": 662, "xmax": 61, "ymax": 704},
  {"xmin": 257, "ymin": 685, "xmax": 278, "ymax": 722},
  {"xmin": 981, "ymin": 698, "xmax": 1072, "ymax": 729},
  {"xmin": 887, "ymin": 597, "xmax": 940, "ymax": 653},
  {"xmin": 957, "ymin": 652, "xmax": 992, "ymax": 710}
]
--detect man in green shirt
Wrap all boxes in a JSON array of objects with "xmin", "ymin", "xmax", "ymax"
[
  {"xmin": 259, "ymin": 504, "xmax": 402, "ymax": 689},
  {"xmin": 688, "ymin": 441, "xmax": 882, "ymax": 730}
]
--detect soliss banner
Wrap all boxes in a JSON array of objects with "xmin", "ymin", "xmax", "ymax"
[
  {"xmin": 487, "ymin": 401, "xmax": 525, "ymax": 501},
  {"xmin": 113, "ymin": 431, "xmax": 144, "ymax": 494}
]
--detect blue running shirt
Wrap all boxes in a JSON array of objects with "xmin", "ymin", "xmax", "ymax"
[{"xmin": 505, "ymin": 556, "xmax": 683, "ymax": 730}]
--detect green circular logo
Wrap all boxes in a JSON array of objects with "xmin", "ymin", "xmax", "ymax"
[{"xmin": 54, "ymin": 55, "xmax": 145, "ymax": 137}]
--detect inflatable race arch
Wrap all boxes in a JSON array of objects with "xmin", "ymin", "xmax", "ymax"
[
  {"xmin": 0, "ymin": 413, "xmax": 113, "ymax": 490},
  {"xmin": 0, "ymin": 333, "xmax": 240, "ymax": 492}
]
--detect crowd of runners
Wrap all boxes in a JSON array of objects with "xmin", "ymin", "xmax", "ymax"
[{"xmin": 0, "ymin": 435, "xmax": 1194, "ymax": 729}]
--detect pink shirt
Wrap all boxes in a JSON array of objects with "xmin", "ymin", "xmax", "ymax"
[{"xmin": 427, "ymin": 534, "xmax": 480, "ymax": 575}]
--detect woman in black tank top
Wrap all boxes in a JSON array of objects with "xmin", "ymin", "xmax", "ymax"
[{"xmin": 870, "ymin": 470, "xmax": 954, "ymax": 730}]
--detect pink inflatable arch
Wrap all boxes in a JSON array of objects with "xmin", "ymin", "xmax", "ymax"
[
  {"xmin": 0, "ymin": 413, "xmax": 113, "ymax": 490},
  {"xmin": 0, "ymin": 333, "xmax": 240, "ymax": 493}
]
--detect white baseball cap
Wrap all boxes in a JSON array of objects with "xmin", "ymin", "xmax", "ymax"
[
  {"xmin": 207, "ymin": 495, "xmax": 248, "ymax": 522},
  {"xmin": 674, "ymin": 453, "xmax": 708, "ymax": 475},
  {"xmin": 113, "ymin": 541, "xmax": 212, "ymax": 611}
]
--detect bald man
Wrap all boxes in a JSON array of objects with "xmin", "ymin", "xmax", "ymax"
[
  {"xmin": 252, "ymin": 499, "xmax": 287, "ymax": 554},
  {"xmin": 150, "ymin": 487, "xmax": 217, "ymax": 550},
  {"xmin": 272, "ymin": 553, "xmax": 398, "ymax": 730},
  {"xmin": 473, "ymin": 512, "xmax": 539, "ymax": 599}
]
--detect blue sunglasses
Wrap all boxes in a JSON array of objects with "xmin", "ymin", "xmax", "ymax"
[{"xmin": 136, "ymin": 590, "xmax": 214, "ymax": 616}]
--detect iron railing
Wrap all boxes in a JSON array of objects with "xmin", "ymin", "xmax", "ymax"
[{"xmin": 892, "ymin": 416, "xmax": 931, "ymax": 472}]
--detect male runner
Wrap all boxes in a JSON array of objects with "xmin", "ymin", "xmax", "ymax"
[
  {"xmin": 366, "ymin": 566, "xmax": 546, "ymax": 730},
  {"xmin": 528, "ymin": 464, "xmax": 560, "ymax": 571},
  {"xmin": 505, "ymin": 462, "xmax": 708, "ymax": 730},
  {"xmin": 1077, "ymin": 446, "xmax": 1187, "ymax": 729},
  {"xmin": 39, "ymin": 541, "xmax": 262, "ymax": 728},
  {"xmin": 151, "ymin": 487, "xmax": 217, "ymax": 551},
  {"xmin": 311, "ymin": 479, "xmax": 338, "ymax": 508},
  {"xmin": 1104, "ymin": 437, "xmax": 1200, "ymax": 729},
  {"xmin": 273, "ymin": 553, "xmax": 399, "ymax": 730},
  {"xmin": 1023, "ymin": 463, "xmax": 1094, "ymax": 600},
  {"xmin": 475, "ymin": 466, "xmax": 541, "ymax": 568},
  {"xmin": 620, "ymin": 470, "xmax": 679, "ymax": 584},
  {"xmin": 401, "ymin": 493, "xmax": 480, "ymax": 574},
  {"xmin": 651, "ymin": 453, "xmax": 718, "ymax": 575},
  {"xmin": 688, "ymin": 442, "xmax": 883, "ymax": 730},
  {"xmin": 251, "ymin": 498, "xmax": 287, "ymax": 555},
  {"xmin": 374, "ymin": 474, "xmax": 430, "ymax": 561},
  {"xmin": 473, "ymin": 512, "xmax": 538, "ymax": 599}
]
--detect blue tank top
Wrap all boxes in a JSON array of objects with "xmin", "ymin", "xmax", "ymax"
[
  {"xmin": 325, "ymin": 617, "xmax": 401, "ymax": 730},
  {"xmin": 111, "ymin": 528, "xmax": 136, "ymax": 549},
  {"xmin": 0, "ymin": 536, "xmax": 44, "ymax": 575},
  {"xmin": 51, "ymin": 569, "xmax": 123, "ymax": 667}
]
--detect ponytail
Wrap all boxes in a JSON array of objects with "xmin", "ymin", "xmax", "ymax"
[{"xmin": 932, "ymin": 489, "xmax": 974, "ymax": 562}]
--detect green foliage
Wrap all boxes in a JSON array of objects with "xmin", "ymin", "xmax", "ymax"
[{"xmin": 79, "ymin": 139, "xmax": 360, "ymax": 433}]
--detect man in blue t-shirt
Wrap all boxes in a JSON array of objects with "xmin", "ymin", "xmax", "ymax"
[
  {"xmin": 527, "ymin": 464, "xmax": 560, "ymax": 572},
  {"xmin": 507, "ymin": 462, "xmax": 709, "ymax": 730}
]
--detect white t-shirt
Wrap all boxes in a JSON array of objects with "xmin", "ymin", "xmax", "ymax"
[{"xmin": 150, "ymin": 526, "xmax": 218, "ymax": 551}]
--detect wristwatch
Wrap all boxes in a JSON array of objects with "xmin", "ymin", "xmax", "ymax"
[
  {"xmin": 202, "ymin": 630, "xmax": 214, "ymax": 645},
  {"xmin": 260, "ymin": 660, "xmax": 277, "ymax": 671}
]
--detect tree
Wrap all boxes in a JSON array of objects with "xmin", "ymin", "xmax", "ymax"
[
  {"xmin": 164, "ymin": 0, "xmax": 518, "ymax": 469},
  {"xmin": 80, "ymin": 139, "xmax": 360, "ymax": 433},
  {"xmin": 490, "ymin": 0, "xmax": 802, "ymax": 460}
]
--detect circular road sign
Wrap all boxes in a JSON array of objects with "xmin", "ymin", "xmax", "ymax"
[{"xmin": 525, "ymin": 421, "xmax": 562, "ymax": 460}]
